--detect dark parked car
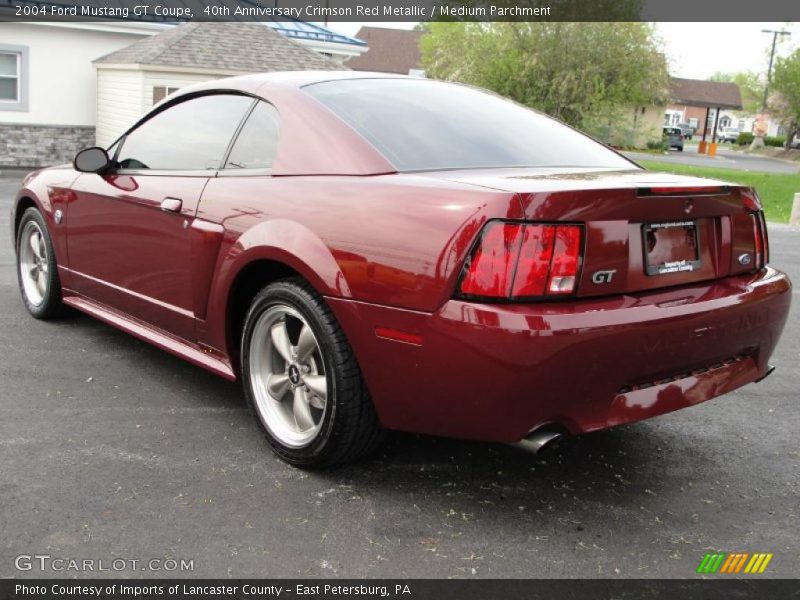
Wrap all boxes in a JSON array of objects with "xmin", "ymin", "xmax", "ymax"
[
  {"xmin": 677, "ymin": 123, "xmax": 694, "ymax": 140},
  {"xmin": 663, "ymin": 126, "xmax": 684, "ymax": 151},
  {"xmin": 12, "ymin": 72, "xmax": 791, "ymax": 466}
]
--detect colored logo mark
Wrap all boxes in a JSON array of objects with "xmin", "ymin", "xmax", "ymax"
[{"xmin": 696, "ymin": 552, "xmax": 773, "ymax": 574}]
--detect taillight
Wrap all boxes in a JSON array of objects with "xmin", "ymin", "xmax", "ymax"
[
  {"xmin": 510, "ymin": 225, "xmax": 554, "ymax": 297},
  {"xmin": 547, "ymin": 226, "xmax": 581, "ymax": 294},
  {"xmin": 458, "ymin": 222, "xmax": 524, "ymax": 297},
  {"xmin": 458, "ymin": 221, "xmax": 583, "ymax": 301},
  {"xmin": 751, "ymin": 211, "xmax": 769, "ymax": 268}
]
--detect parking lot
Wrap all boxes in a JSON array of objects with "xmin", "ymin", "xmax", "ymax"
[{"xmin": 0, "ymin": 174, "xmax": 797, "ymax": 579}]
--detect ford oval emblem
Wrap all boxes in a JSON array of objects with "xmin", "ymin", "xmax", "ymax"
[{"xmin": 738, "ymin": 253, "xmax": 752, "ymax": 265}]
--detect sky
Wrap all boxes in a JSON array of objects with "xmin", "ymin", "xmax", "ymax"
[{"xmin": 325, "ymin": 21, "xmax": 799, "ymax": 81}]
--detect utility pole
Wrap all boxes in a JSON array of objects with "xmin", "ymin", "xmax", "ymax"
[
  {"xmin": 762, "ymin": 28, "xmax": 791, "ymax": 110},
  {"xmin": 751, "ymin": 28, "xmax": 791, "ymax": 149}
]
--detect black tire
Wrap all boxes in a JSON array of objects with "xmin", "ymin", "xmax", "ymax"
[
  {"xmin": 16, "ymin": 207, "xmax": 64, "ymax": 319},
  {"xmin": 240, "ymin": 278, "xmax": 384, "ymax": 467}
]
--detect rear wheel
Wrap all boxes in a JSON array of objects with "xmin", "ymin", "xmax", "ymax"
[
  {"xmin": 241, "ymin": 279, "xmax": 384, "ymax": 467},
  {"xmin": 16, "ymin": 207, "xmax": 64, "ymax": 319}
]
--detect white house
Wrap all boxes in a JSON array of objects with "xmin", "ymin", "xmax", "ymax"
[
  {"xmin": 93, "ymin": 22, "xmax": 341, "ymax": 147},
  {"xmin": 719, "ymin": 111, "xmax": 786, "ymax": 138},
  {"xmin": 0, "ymin": 15, "xmax": 366, "ymax": 168},
  {"xmin": 0, "ymin": 21, "xmax": 167, "ymax": 167}
]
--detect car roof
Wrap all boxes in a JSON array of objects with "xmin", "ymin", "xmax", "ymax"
[
  {"xmin": 179, "ymin": 70, "xmax": 413, "ymax": 96},
  {"xmin": 161, "ymin": 71, "xmax": 410, "ymax": 176}
]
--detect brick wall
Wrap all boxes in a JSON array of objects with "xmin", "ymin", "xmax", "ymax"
[{"xmin": 0, "ymin": 123, "xmax": 95, "ymax": 168}]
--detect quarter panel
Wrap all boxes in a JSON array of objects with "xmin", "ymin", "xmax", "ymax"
[{"xmin": 196, "ymin": 174, "xmax": 520, "ymax": 356}]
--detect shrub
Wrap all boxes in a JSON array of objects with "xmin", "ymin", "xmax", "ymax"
[
  {"xmin": 765, "ymin": 136, "xmax": 787, "ymax": 147},
  {"xmin": 737, "ymin": 132, "xmax": 754, "ymax": 146},
  {"xmin": 646, "ymin": 139, "xmax": 668, "ymax": 151}
]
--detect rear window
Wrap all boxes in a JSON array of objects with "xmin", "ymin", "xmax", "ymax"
[{"xmin": 305, "ymin": 78, "xmax": 633, "ymax": 172}]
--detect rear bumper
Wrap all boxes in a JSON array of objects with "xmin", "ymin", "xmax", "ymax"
[{"xmin": 328, "ymin": 267, "xmax": 791, "ymax": 443}]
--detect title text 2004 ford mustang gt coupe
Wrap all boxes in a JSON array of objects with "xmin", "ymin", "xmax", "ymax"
[{"xmin": 12, "ymin": 72, "xmax": 791, "ymax": 466}]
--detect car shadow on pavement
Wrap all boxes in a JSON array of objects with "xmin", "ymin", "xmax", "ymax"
[
  {"xmin": 314, "ymin": 421, "xmax": 705, "ymax": 523},
  {"xmin": 46, "ymin": 310, "xmax": 713, "ymax": 517},
  {"xmin": 47, "ymin": 308, "xmax": 245, "ymax": 408}
]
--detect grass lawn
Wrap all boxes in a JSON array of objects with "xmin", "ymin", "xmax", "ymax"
[{"xmin": 638, "ymin": 160, "xmax": 797, "ymax": 223}]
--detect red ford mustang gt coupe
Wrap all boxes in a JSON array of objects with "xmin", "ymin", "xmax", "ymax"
[{"xmin": 12, "ymin": 72, "xmax": 791, "ymax": 466}]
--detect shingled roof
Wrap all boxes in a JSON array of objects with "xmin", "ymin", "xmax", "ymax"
[
  {"xmin": 670, "ymin": 77, "xmax": 742, "ymax": 110},
  {"xmin": 345, "ymin": 27, "xmax": 423, "ymax": 74},
  {"xmin": 94, "ymin": 22, "xmax": 341, "ymax": 72}
]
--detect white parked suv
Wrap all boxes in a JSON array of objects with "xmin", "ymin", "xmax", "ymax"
[{"xmin": 718, "ymin": 127, "xmax": 740, "ymax": 143}]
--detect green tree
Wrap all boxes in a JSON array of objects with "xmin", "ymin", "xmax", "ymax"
[
  {"xmin": 709, "ymin": 71, "xmax": 764, "ymax": 114},
  {"xmin": 420, "ymin": 22, "xmax": 669, "ymax": 137},
  {"xmin": 770, "ymin": 50, "xmax": 800, "ymax": 147}
]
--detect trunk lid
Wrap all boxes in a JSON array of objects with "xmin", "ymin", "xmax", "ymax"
[{"xmin": 427, "ymin": 168, "xmax": 762, "ymax": 297}]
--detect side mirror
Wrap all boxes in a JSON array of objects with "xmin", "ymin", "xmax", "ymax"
[{"xmin": 73, "ymin": 146, "xmax": 111, "ymax": 173}]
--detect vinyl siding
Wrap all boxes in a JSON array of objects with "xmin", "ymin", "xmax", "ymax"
[
  {"xmin": 95, "ymin": 68, "xmax": 144, "ymax": 147},
  {"xmin": 96, "ymin": 68, "xmax": 230, "ymax": 147},
  {"xmin": 141, "ymin": 70, "xmax": 226, "ymax": 111}
]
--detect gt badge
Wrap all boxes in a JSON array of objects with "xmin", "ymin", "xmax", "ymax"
[{"xmin": 592, "ymin": 269, "xmax": 616, "ymax": 284}]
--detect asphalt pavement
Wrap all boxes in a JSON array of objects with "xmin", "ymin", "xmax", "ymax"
[
  {"xmin": 0, "ymin": 174, "xmax": 797, "ymax": 579},
  {"xmin": 624, "ymin": 143, "xmax": 800, "ymax": 174}
]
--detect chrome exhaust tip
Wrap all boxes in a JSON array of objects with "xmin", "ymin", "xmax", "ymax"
[
  {"xmin": 755, "ymin": 365, "xmax": 776, "ymax": 383},
  {"xmin": 511, "ymin": 429, "xmax": 563, "ymax": 454}
]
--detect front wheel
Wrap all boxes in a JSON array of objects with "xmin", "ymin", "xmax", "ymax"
[
  {"xmin": 16, "ymin": 207, "xmax": 64, "ymax": 319},
  {"xmin": 241, "ymin": 279, "xmax": 384, "ymax": 467}
]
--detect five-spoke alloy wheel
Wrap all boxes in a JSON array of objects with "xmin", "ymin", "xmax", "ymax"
[
  {"xmin": 248, "ymin": 304, "xmax": 328, "ymax": 448},
  {"xmin": 16, "ymin": 207, "xmax": 63, "ymax": 319},
  {"xmin": 241, "ymin": 279, "xmax": 384, "ymax": 467}
]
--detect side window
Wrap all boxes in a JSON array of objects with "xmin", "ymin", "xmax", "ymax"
[
  {"xmin": 224, "ymin": 102, "xmax": 280, "ymax": 170},
  {"xmin": 117, "ymin": 94, "xmax": 254, "ymax": 171}
]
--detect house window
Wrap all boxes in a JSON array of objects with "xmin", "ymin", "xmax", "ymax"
[
  {"xmin": 0, "ymin": 53, "xmax": 19, "ymax": 101},
  {"xmin": 688, "ymin": 118, "xmax": 698, "ymax": 128},
  {"xmin": 152, "ymin": 86, "xmax": 181, "ymax": 104},
  {"xmin": 0, "ymin": 44, "xmax": 28, "ymax": 111}
]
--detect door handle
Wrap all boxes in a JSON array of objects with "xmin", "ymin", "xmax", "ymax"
[{"xmin": 161, "ymin": 197, "xmax": 183, "ymax": 213}]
